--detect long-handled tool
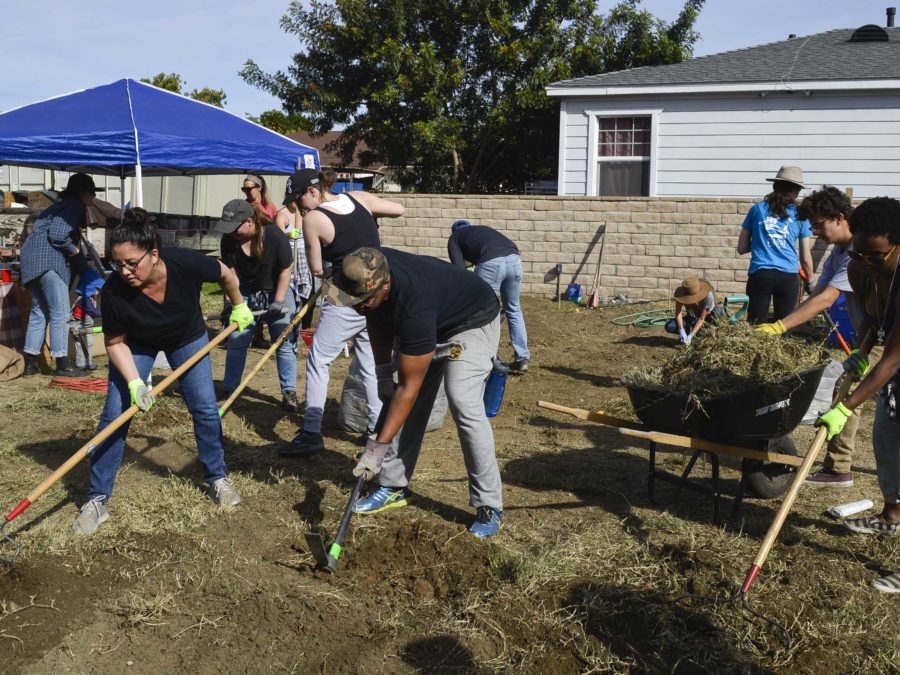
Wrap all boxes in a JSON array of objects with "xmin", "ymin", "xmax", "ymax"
[
  {"xmin": 304, "ymin": 475, "xmax": 365, "ymax": 573},
  {"xmin": 0, "ymin": 321, "xmax": 239, "ymax": 565},
  {"xmin": 217, "ymin": 289, "xmax": 321, "ymax": 417},
  {"xmin": 680, "ymin": 329, "xmax": 873, "ymax": 647},
  {"xmin": 586, "ymin": 225, "xmax": 607, "ymax": 308}
]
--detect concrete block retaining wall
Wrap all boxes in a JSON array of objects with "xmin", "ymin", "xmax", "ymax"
[{"xmin": 380, "ymin": 195, "xmax": 792, "ymax": 301}]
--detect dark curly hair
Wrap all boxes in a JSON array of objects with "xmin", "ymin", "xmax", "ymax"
[
  {"xmin": 110, "ymin": 208, "xmax": 161, "ymax": 252},
  {"xmin": 798, "ymin": 186, "xmax": 853, "ymax": 222},
  {"xmin": 848, "ymin": 197, "xmax": 900, "ymax": 245}
]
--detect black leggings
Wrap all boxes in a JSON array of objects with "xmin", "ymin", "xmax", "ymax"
[{"xmin": 746, "ymin": 269, "xmax": 800, "ymax": 324}]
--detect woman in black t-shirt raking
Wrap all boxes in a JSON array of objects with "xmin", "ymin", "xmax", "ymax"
[
  {"xmin": 72, "ymin": 209, "xmax": 254, "ymax": 536},
  {"xmin": 214, "ymin": 199, "xmax": 298, "ymax": 412}
]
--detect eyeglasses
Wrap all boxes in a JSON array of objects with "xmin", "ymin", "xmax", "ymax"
[
  {"xmin": 241, "ymin": 186, "xmax": 259, "ymax": 193},
  {"xmin": 111, "ymin": 250, "xmax": 150, "ymax": 272},
  {"xmin": 847, "ymin": 244, "xmax": 897, "ymax": 266}
]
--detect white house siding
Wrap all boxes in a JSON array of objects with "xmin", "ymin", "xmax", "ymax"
[{"xmin": 558, "ymin": 92, "xmax": 900, "ymax": 198}]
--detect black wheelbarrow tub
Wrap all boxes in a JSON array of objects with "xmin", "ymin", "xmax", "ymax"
[{"xmin": 624, "ymin": 361, "xmax": 828, "ymax": 445}]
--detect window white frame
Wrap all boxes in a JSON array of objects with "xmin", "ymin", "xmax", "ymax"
[{"xmin": 584, "ymin": 109, "xmax": 661, "ymax": 197}]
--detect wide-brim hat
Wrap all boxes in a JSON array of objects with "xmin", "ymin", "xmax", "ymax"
[
  {"xmin": 766, "ymin": 165, "xmax": 805, "ymax": 189},
  {"xmin": 673, "ymin": 276, "xmax": 713, "ymax": 304},
  {"xmin": 60, "ymin": 172, "xmax": 104, "ymax": 197},
  {"xmin": 323, "ymin": 247, "xmax": 390, "ymax": 307}
]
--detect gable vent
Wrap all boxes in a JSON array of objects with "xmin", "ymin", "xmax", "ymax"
[{"xmin": 849, "ymin": 24, "xmax": 889, "ymax": 42}]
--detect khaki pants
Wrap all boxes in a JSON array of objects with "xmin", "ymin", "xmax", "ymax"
[{"xmin": 823, "ymin": 344, "xmax": 883, "ymax": 473}]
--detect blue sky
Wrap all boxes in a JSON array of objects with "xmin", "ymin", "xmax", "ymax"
[{"xmin": 0, "ymin": 1, "xmax": 892, "ymax": 117}]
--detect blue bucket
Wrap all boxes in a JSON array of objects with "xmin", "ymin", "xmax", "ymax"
[
  {"xmin": 826, "ymin": 294, "xmax": 857, "ymax": 348},
  {"xmin": 566, "ymin": 283, "xmax": 582, "ymax": 302}
]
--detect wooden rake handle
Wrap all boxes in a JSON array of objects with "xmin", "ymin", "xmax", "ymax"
[
  {"xmin": 218, "ymin": 289, "xmax": 322, "ymax": 417},
  {"xmin": 4, "ymin": 322, "xmax": 239, "ymax": 524},
  {"xmin": 741, "ymin": 330, "xmax": 874, "ymax": 594}
]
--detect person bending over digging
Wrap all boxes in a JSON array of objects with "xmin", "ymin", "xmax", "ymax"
[
  {"xmin": 816, "ymin": 196, "xmax": 900, "ymax": 593},
  {"xmin": 757, "ymin": 186, "xmax": 876, "ymax": 488},
  {"xmin": 325, "ymin": 247, "xmax": 505, "ymax": 538},
  {"xmin": 665, "ymin": 276, "xmax": 724, "ymax": 345},
  {"xmin": 72, "ymin": 209, "xmax": 252, "ymax": 534}
]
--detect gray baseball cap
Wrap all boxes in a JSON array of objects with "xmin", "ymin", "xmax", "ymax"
[{"xmin": 213, "ymin": 199, "xmax": 255, "ymax": 234}]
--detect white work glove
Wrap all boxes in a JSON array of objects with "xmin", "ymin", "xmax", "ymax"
[
  {"xmin": 353, "ymin": 438, "xmax": 391, "ymax": 481},
  {"xmin": 685, "ymin": 333, "xmax": 693, "ymax": 346},
  {"xmin": 679, "ymin": 329, "xmax": 688, "ymax": 344},
  {"xmin": 375, "ymin": 363, "xmax": 395, "ymax": 404}
]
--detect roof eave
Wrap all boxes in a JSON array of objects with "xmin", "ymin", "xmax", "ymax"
[{"xmin": 546, "ymin": 79, "xmax": 900, "ymax": 97}]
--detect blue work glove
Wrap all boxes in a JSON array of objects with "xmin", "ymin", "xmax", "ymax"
[
  {"xmin": 816, "ymin": 403, "xmax": 852, "ymax": 440},
  {"xmin": 679, "ymin": 329, "xmax": 688, "ymax": 344},
  {"xmin": 228, "ymin": 302, "xmax": 254, "ymax": 331},
  {"xmin": 264, "ymin": 300, "xmax": 284, "ymax": 321},
  {"xmin": 843, "ymin": 350, "xmax": 870, "ymax": 381},
  {"xmin": 127, "ymin": 379, "xmax": 155, "ymax": 414},
  {"xmin": 353, "ymin": 438, "xmax": 391, "ymax": 481}
]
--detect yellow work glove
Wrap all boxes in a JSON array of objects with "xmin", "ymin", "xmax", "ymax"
[
  {"xmin": 229, "ymin": 302, "xmax": 254, "ymax": 331},
  {"xmin": 127, "ymin": 379, "xmax": 155, "ymax": 413},
  {"xmin": 288, "ymin": 228, "xmax": 302, "ymax": 240},
  {"xmin": 816, "ymin": 402, "xmax": 852, "ymax": 441},
  {"xmin": 755, "ymin": 320, "xmax": 786, "ymax": 335},
  {"xmin": 843, "ymin": 350, "xmax": 870, "ymax": 381}
]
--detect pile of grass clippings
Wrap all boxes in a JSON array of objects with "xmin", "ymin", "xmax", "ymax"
[{"xmin": 622, "ymin": 322, "xmax": 826, "ymax": 398}]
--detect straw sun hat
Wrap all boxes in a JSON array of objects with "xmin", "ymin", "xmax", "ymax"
[{"xmin": 673, "ymin": 276, "xmax": 712, "ymax": 304}]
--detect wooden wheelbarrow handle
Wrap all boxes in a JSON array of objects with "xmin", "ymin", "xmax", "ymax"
[
  {"xmin": 536, "ymin": 400, "xmax": 647, "ymax": 431},
  {"xmin": 217, "ymin": 288, "xmax": 321, "ymax": 417},
  {"xmin": 3, "ymin": 321, "xmax": 239, "ymax": 526}
]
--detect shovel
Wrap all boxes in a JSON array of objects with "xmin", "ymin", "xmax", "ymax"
[
  {"xmin": 586, "ymin": 225, "xmax": 606, "ymax": 308},
  {"xmin": 304, "ymin": 475, "xmax": 365, "ymax": 573}
]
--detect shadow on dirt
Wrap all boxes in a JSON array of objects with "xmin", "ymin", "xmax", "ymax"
[
  {"xmin": 616, "ymin": 334, "xmax": 677, "ymax": 349},
  {"xmin": 402, "ymin": 634, "xmax": 478, "ymax": 673},
  {"xmin": 565, "ymin": 582, "xmax": 773, "ymax": 674},
  {"xmin": 541, "ymin": 366, "xmax": 623, "ymax": 388}
]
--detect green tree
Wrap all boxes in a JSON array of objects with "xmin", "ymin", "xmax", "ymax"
[
  {"xmin": 241, "ymin": 0, "xmax": 703, "ymax": 193},
  {"xmin": 141, "ymin": 73, "xmax": 227, "ymax": 108},
  {"xmin": 248, "ymin": 110, "xmax": 311, "ymax": 135}
]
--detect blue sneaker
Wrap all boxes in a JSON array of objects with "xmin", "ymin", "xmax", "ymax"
[
  {"xmin": 469, "ymin": 506, "xmax": 504, "ymax": 538},
  {"xmin": 353, "ymin": 486, "xmax": 411, "ymax": 514}
]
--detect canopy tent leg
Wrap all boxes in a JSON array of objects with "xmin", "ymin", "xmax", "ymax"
[{"xmin": 134, "ymin": 162, "xmax": 143, "ymax": 208}]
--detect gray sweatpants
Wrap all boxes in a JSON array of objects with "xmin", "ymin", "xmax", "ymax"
[
  {"xmin": 378, "ymin": 315, "xmax": 503, "ymax": 509},
  {"xmin": 302, "ymin": 302, "xmax": 381, "ymax": 434},
  {"xmin": 873, "ymin": 392, "xmax": 900, "ymax": 505}
]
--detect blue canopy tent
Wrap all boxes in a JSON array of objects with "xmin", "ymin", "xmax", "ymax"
[{"xmin": 0, "ymin": 78, "xmax": 318, "ymax": 206}]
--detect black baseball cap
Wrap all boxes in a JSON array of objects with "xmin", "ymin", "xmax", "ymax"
[
  {"xmin": 282, "ymin": 169, "xmax": 320, "ymax": 206},
  {"xmin": 213, "ymin": 199, "xmax": 255, "ymax": 234}
]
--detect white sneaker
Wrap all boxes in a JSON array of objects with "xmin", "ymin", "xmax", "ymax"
[
  {"xmin": 208, "ymin": 477, "xmax": 241, "ymax": 507},
  {"xmin": 72, "ymin": 497, "xmax": 109, "ymax": 534}
]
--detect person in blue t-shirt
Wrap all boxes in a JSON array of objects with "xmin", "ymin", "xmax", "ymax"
[{"xmin": 737, "ymin": 165, "xmax": 813, "ymax": 323}]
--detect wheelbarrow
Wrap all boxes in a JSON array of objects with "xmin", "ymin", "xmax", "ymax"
[{"xmin": 539, "ymin": 359, "xmax": 829, "ymax": 523}]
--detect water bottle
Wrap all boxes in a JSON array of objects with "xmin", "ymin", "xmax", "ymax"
[{"xmin": 483, "ymin": 357, "xmax": 509, "ymax": 418}]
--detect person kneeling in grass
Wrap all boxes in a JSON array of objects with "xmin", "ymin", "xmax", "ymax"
[
  {"xmin": 665, "ymin": 276, "xmax": 723, "ymax": 345},
  {"xmin": 73, "ymin": 209, "xmax": 253, "ymax": 534},
  {"xmin": 815, "ymin": 196, "xmax": 900, "ymax": 593}
]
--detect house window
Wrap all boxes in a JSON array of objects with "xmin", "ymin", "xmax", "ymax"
[{"xmin": 597, "ymin": 116, "xmax": 651, "ymax": 196}]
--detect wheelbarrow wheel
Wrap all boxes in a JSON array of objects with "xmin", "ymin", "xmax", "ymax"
[{"xmin": 745, "ymin": 436, "xmax": 798, "ymax": 499}]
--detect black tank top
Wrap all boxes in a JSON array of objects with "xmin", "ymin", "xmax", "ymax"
[{"xmin": 318, "ymin": 194, "xmax": 380, "ymax": 270}]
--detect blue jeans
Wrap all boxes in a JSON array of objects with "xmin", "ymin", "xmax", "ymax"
[
  {"xmin": 88, "ymin": 333, "xmax": 227, "ymax": 502},
  {"xmin": 24, "ymin": 270, "xmax": 70, "ymax": 357},
  {"xmin": 222, "ymin": 291, "xmax": 297, "ymax": 395},
  {"xmin": 476, "ymin": 255, "xmax": 530, "ymax": 361}
]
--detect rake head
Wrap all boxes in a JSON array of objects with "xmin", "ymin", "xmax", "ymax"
[{"xmin": 0, "ymin": 522, "xmax": 19, "ymax": 566}]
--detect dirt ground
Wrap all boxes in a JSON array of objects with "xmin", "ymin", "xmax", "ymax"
[{"xmin": 1, "ymin": 295, "xmax": 898, "ymax": 674}]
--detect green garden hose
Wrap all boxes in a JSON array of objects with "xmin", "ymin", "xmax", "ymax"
[{"xmin": 611, "ymin": 307, "xmax": 672, "ymax": 327}]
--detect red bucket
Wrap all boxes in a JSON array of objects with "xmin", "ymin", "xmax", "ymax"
[
  {"xmin": 0, "ymin": 266, "xmax": 11, "ymax": 284},
  {"xmin": 299, "ymin": 329, "xmax": 315, "ymax": 348}
]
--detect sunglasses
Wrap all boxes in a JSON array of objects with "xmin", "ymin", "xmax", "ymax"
[
  {"xmin": 241, "ymin": 186, "xmax": 259, "ymax": 193},
  {"xmin": 111, "ymin": 250, "xmax": 150, "ymax": 272},
  {"xmin": 847, "ymin": 244, "xmax": 897, "ymax": 266}
]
